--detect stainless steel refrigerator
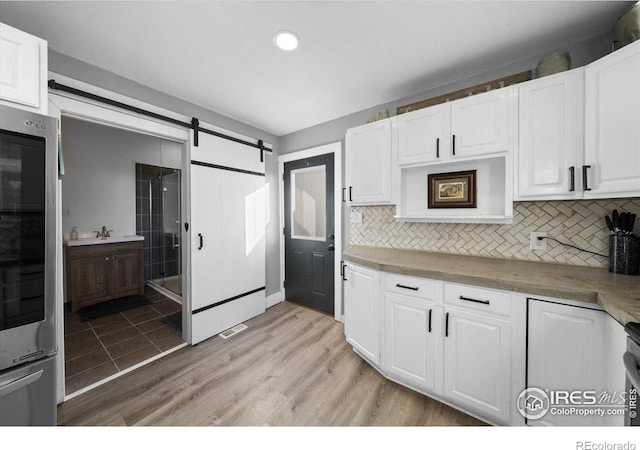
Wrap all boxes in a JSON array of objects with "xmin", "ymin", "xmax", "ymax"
[{"xmin": 0, "ymin": 105, "xmax": 57, "ymax": 426}]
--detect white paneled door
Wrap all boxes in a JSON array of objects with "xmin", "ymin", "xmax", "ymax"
[{"xmin": 190, "ymin": 131, "xmax": 266, "ymax": 344}]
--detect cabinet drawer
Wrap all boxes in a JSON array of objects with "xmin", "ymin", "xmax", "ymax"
[
  {"xmin": 385, "ymin": 273, "xmax": 439, "ymax": 301},
  {"xmin": 444, "ymin": 283, "xmax": 512, "ymax": 317}
]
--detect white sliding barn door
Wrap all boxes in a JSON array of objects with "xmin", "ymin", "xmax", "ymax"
[{"xmin": 190, "ymin": 131, "xmax": 266, "ymax": 344}]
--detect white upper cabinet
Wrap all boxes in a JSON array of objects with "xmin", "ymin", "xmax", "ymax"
[
  {"xmin": 450, "ymin": 88, "xmax": 514, "ymax": 159},
  {"xmin": 397, "ymin": 104, "xmax": 449, "ymax": 165},
  {"xmin": 397, "ymin": 87, "xmax": 514, "ymax": 166},
  {"xmin": 0, "ymin": 23, "xmax": 48, "ymax": 114},
  {"xmin": 585, "ymin": 40, "xmax": 640, "ymax": 198},
  {"xmin": 517, "ymin": 69, "xmax": 584, "ymax": 200},
  {"xmin": 345, "ymin": 119, "xmax": 393, "ymax": 205}
]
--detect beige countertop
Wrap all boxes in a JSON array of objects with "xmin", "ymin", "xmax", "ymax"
[{"xmin": 343, "ymin": 245, "xmax": 640, "ymax": 326}]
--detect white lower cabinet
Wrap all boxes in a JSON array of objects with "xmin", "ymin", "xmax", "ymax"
[
  {"xmin": 344, "ymin": 263, "xmax": 381, "ymax": 366},
  {"xmin": 343, "ymin": 263, "xmax": 623, "ymax": 426},
  {"xmin": 384, "ymin": 293, "xmax": 440, "ymax": 392},
  {"xmin": 442, "ymin": 307, "xmax": 513, "ymax": 424},
  {"xmin": 527, "ymin": 299, "xmax": 605, "ymax": 426}
]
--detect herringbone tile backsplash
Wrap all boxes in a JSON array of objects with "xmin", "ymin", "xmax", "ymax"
[{"xmin": 350, "ymin": 199, "xmax": 640, "ymax": 268}]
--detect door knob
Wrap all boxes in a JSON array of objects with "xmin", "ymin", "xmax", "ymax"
[{"xmin": 328, "ymin": 244, "xmax": 335, "ymax": 251}]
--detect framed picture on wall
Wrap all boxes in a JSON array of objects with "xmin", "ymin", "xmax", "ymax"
[{"xmin": 428, "ymin": 170, "xmax": 476, "ymax": 208}]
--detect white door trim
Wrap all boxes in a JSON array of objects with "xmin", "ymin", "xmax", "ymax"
[
  {"xmin": 47, "ymin": 73, "xmax": 196, "ymax": 404},
  {"xmin": 278, "ymin": 142, "xmax": 343, "ymax": 321}
]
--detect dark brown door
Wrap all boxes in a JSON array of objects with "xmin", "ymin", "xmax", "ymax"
[
  {"xmin": 72, "ymin": 256, "xmax": 109, "ymax": 302},
  {"xmin": 110, "ymin": 252, "xmax": 140, "ymax": 295},
  {"xmin": 284, "ymin": 153, "xmax": 335, "ymax": 315}
]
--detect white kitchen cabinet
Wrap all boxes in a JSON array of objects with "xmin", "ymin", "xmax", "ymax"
[
  {"xmin": 528, "ymin": 299, "xmax": 605, "ymax": 426},
  {"xmin": 584, "ymin": 39, "xmax": 640, "ymax": 198},
  {"xmin": 344, "ymin": 262, "xmax": 381, "ymax": 365},
  {"xmin": 450, "ymin": 88, "xmax": 514, "ymax": 159},
  {"xmin": 345, "ymin": 119, "xmax": 393, "ymax": 205},
  {"xmin": 0, "ymin": 22, "xmax": 48, "ymax": 114},
  {"xmin": 517, "ymin": 69, "xmax": 584, "ymax": 200},
  {"xmin": 442, "ymin": 306, "xmax": 513, "ymax": 423},
  {"xmin": 397, "ymin": 104, "xmax": 449, "ymax": 165},
  {"xmin": 604, "ymin": 313, "xmax": 627, "ymax": 426},
  {"xmin": 384, "ymin": 292, "xmax": 440, "ymax": 392}
]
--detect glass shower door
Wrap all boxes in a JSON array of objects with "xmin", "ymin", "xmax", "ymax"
[{"xmin": 161, "ymin": 169, "xmax": 181, "ymax": 296}]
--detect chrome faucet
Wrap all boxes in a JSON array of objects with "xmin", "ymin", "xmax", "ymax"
[{"xmin": 93, "ymin": 226, "xmax": 113, "ymax": 238}]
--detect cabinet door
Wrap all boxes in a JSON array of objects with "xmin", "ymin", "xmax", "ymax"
[
  {"xmin": 450, "ymin": 89, "xmax": 512, "ymax": 159},
  {"xmin": 397, "ymin": 104, "xmax": 449, "ymax": 165},
  {"xmin": 517, "ymin": 69, "xmax": 584, "ymax": 200},
  {"xmin": 70, "ymin": 256, "xmax": 110, "ymax": 303},
  {"xmin": 345, "ymin": 120, "xmax": 392, "ymax": 204},
  {"xmin": 0, "ymin": 23, "xmax": 46, "ymax": 113},
  {"xmin": 344, "ymin": 263, "xmax": 380, "ymax": 365},
  {"xmin": 443, "ymin": 308, "xmax": 512, "ymax": 423},
  {"xmin": 384, "ymin": 293, "xmax": 439, "ymax": 391},
  {"xmin": 585, "ymin": 40, "xmax": 640, "ymax": 198},
  {"xmin": 110, "ymin": 251, "xmax": 141, "ymax": 295},
  {"xmin": 528, "ymin": 300, "xmax": 605, "ymax": 426}
]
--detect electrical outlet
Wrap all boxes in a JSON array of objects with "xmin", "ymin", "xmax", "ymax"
[{"xmin": 530, "ymin": 232, "xmax": 548, "ymax": 251}]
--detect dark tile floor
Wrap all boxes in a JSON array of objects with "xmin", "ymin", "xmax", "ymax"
[{"xmin": 64, "ymin": 287, "xmax": 183, "ymax": 395}]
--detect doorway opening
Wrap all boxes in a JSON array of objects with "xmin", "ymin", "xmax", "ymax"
[
  {"xmin": 278, "ymin": 142, "xmax": 343, "ymax": 321},
  {"xmin": 60, "ymin": 117, "xmax": 186, "ymax": 397},
  {"xmin": 135, "ymin": 163, "xmax": 182, "ymax": 301}
]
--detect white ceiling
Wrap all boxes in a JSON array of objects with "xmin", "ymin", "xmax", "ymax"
[{"xmin": 0, "ymin": 1, "xmax": 633, "ymax": 136}]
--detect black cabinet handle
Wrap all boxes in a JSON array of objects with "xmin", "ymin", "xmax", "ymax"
[
  {"xmin": 569, "ymin": 166, "xmax": 575, "ymax": 192},
  {"xmin": 198, "ymin": 233, "xmax": 204, "ymax": 250},
  {"xmin": 342, "ymin": 187, "xmax": 346, "ymax": 202},
  {"xmin": 452, "ymin": 134, "xmax": 456, "ymax": 156},
  {"xmin": 436, "ymin": 138, "xmax": 440, "ymax": 158},
  {"xmin": 583, "ymin": 165, "xmax": 592, "ymax": 191},
  {"xmin": 340, "ymin": 260, "xmax": 344, "ymax": 276},
  {"xmin": 342, "ymin": 265, "xmax": 347, "ymax": 281},
  {"xmin": 428, "ymin": 309, "xmax": 432, "ymax": 333},
  {"xmin": 349, "ymin": 186, "xmax": 353, "ymax": 202},
  {"xmin": 459, "ymin": 295, "xmax": 490, "ymax": 305},
  {"xmin": 445, "ymin": 312, "xmax": 449, "ymax": 337},
  {"xmin": 396, "ymin": 283, "xmax": 419, "ymax": 291}
]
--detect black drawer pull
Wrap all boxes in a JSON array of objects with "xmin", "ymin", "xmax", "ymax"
[
  {"xmin": 396, "ymin": 283, "xmax": 419, "ymax": 291},
  {"xmin": 582, "ymin": 165, "xmax": 591, "ymax": 191},
  {"xmin": 349, "ymin": 186, "xmax": 353, "ymax": 201},
  {"xmin": 428, "ymin": 309, "xmax": 432, "ymax": 333},
  {"xmin": 452, "ymin": 134, "xmax": 456, "ymax": 156},
  {"xmin": 445, "ymin": 312, "xmax": 449, "ymax": 337},
  {"xmin": 569, "ymin": 166, "xmax": 575, "ymax": 192},
  {"xmin": 342, "ymin": 265, "xmax": 347, "ymax": 281},
  {"xmin": 459, "ymin": 295, "xmax": 490, "ymax": 305},
  {"xmin": 198, "ymin": 233, "xmax": 204, "ymax": 250},
  {"xmin": 436, "ymin": 138, "xmax": 440, "ymax": 158},
  {"xmin": 342, "ymin": 187, "xmax": 346, "ymax": 202}
]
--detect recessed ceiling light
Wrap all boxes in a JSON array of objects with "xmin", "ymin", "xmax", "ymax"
[{"xmin": 273, "ymin": 30, "xmax": 300, "ymax": 51}]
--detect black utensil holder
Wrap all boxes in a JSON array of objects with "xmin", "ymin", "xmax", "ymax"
[{"xmin": 609, "ymin": 234, "xmax": 640, "ymax": 275}]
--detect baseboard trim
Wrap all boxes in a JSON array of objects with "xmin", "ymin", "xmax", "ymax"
[{"xmin": 266, "ymin": 290, "xmax": 285, "ymax": 308}]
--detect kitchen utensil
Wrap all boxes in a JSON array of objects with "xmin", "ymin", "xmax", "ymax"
[
  {"xmin": 613, "ymin": 210, "xmax": 620, "ymax": 231},
  {"xmin": 621, "ymin": 213, "xmax": 629, "ymax": 233},
  {"xmin": 605, "ymin": 216, "xmax": 614, "ymax": 233}
]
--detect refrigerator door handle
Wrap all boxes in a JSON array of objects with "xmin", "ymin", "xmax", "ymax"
[{"xmin": 0, "ymin": 369, "xmax": 44, "ymax": 399}]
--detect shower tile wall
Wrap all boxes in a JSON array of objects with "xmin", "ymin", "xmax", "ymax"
[{"xmin": 135, "ymin": 164, "xmax": 180, "ymax": 282}]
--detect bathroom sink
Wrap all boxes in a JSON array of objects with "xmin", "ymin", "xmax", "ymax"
[{"xmin": 64, "ymin": 235, "xmax": 144, "ymax": 247}]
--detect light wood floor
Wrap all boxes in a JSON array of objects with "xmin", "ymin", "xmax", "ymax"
[{"xmin": 58, "ymin": 301, "xmax": 486, "ymax": 426}]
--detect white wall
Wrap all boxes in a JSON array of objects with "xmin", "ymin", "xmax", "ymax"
[{"xmin": 61, "ymin": 117, "xmax": 182, "ymax": 238}]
